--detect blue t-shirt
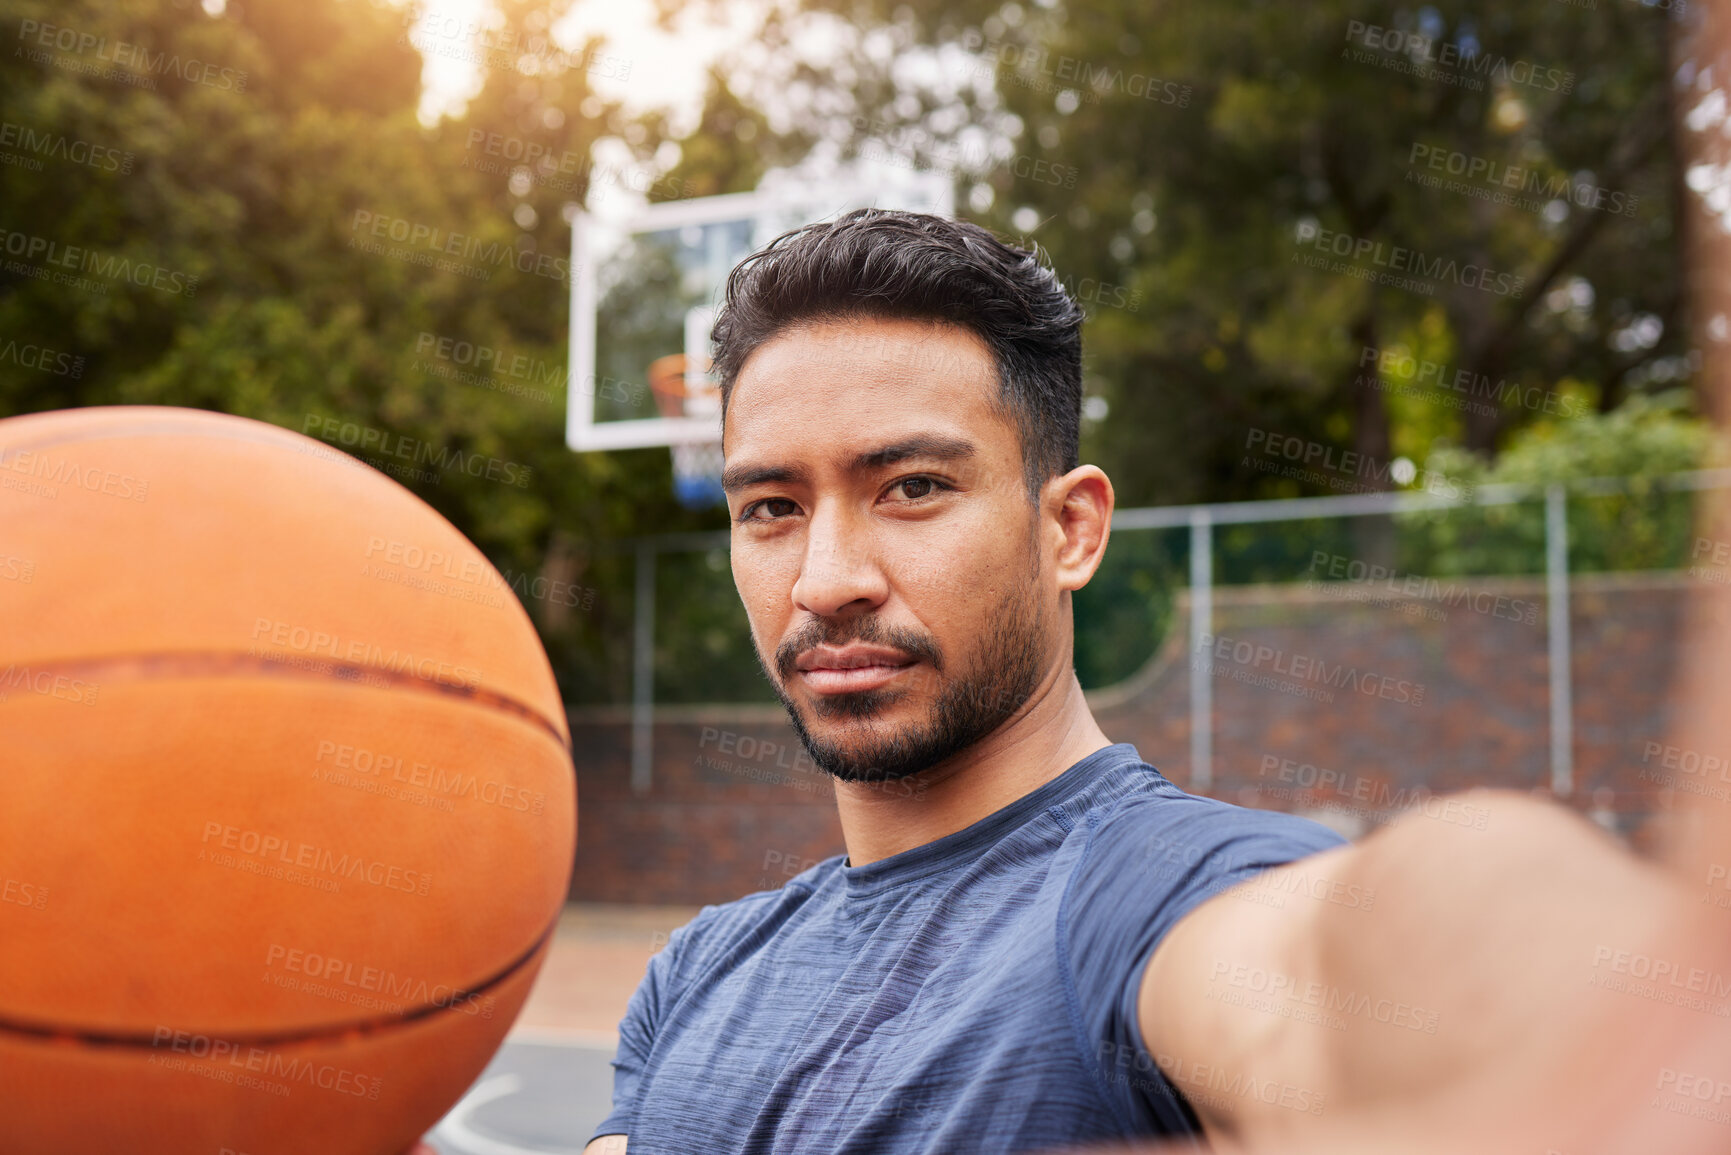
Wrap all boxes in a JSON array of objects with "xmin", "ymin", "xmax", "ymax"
[{"xmin": 594, "ymin": 742, "xmax": 1344, "ymax": 1153}]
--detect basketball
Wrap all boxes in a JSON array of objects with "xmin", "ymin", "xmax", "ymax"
[{"xmin": 0, "ymin": 406, "xmax": 576, "ymax": 1154}]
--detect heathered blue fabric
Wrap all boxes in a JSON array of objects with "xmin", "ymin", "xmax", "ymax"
[{"xmin": 593, "ymin": 743, "xmax": 1345, "ymax": 1153}]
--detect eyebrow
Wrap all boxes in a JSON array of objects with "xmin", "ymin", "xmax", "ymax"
[
  {"xmin": 720, "ymin": 434, "xmax": 978, "ymax": 494},
  {"xmin": 720, "ymin": 460, "xmax": 810, "ymax": 493}
]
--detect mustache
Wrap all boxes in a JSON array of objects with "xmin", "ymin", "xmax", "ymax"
[{"xmin": 774, "ymin": 615, "xmax": 944, "ymax": 683}]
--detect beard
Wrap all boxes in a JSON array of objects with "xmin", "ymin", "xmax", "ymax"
[{"xmin": 757, "ymin": 578, "xmax": 1048, "ymax": 784}]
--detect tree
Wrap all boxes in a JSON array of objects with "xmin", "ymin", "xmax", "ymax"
[
  {"xmin": 0, "ymin": 0, "xmax": 733, "ymax": 704},
  {"xmin": 764, "ymin": 0, "xmax": 1687, "ymax": 511}
]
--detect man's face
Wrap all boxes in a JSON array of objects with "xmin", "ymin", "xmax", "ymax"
[{"xmin": 721, "ymin": 316, "xmax": 1056, "ymax": 783}]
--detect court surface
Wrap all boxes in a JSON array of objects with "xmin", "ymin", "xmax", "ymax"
[
  {"xmin": 422, "ymin": 904, "xmax": 703, "ymax": 1154},
  {"xmin": 426, "ymin": 1037, "xmax": 617, "ymax": 1155}
]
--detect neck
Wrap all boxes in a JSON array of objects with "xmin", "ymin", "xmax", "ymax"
[{"xmin": 832, "ymin": 668, "xmax": 1112, "ymax": 867}]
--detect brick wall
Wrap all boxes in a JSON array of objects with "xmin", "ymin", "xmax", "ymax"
[{"xmin": 566, "ymin": 572, "xmax": 1706, "ymax": 904}]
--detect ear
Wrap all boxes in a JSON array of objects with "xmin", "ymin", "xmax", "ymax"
[{"xmin": 1043, "ymin": 465, "xmax": 1114, "ymax": 593}]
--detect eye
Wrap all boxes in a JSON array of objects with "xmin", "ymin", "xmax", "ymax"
[
  {"xmin": 738, "ymin": 496, "xmax": 800, "ymax": 523},
  {"xmin": 886, "ymin": 475, "xmax": 949, "ymax": 502}
]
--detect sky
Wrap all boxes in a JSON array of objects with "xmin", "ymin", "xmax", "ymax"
[{"xmin": 412, "ymin": 0, "xmax": 762, "ymax": 125}]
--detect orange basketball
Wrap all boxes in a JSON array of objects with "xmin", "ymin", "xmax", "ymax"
[{"xmin": 0, "ymin": 406, "xmax": 576, "ymax": 1154}]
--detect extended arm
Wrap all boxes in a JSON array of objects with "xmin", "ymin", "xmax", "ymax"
[{"xmin": 1138, "ymin": 791, "xmax": 1722, "ymax": 1152}]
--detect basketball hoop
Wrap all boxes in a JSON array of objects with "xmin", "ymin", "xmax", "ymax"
[
  {"xmin": 647, "ymin": 354, "xmax": 719, "ymax": 413},
  {"xmin": 566, "ymin": 169, "xmax": 955, "ymax": 511},
  {"xmin": 648, "ymin": 353, "xmax": 725, "ymax": 507}
]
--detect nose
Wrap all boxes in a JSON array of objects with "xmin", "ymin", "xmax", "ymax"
[{"xmin": 791, "ymin": 516, "xmax": 888, "ymax": 619}]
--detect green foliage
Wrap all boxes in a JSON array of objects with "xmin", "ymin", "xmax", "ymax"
[
  {"xmin": 651, "ymin": 549, "xmax": 780, "ymax": 704},
  {"xmin": 793, "ymin": 0, "xmax": 1687, "ymax": 508},
  {"xmin": 0, "ymin": 0, "xmax": 754, "ymax": 705},
  {"xmin": 0, "ymin": 0, "xmax": 1702, "ymax": 705},
  {"xmin": 1071, "ymin": 526, "xmax": 1184, "ymax": 689},
  {"xmin": 648, "ymin": 70, "xmax": 794, "ymax": 200},
  {"xmin": 1400, "ymin": 391, "xmax": 1715, "ymax": 575}
]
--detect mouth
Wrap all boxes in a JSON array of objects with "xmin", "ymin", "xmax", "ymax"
[
  {"xmin": 794, "ymin": 645, "xmax": 919, "ymax": 695},
  {"xmin": 797, "ymin": 661, "xmax": 916, "ymax": 695}
]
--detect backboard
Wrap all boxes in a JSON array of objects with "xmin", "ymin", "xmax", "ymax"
[{"xmin": 566, "ymin": 168, "xmax": 955, "ymax": 506}]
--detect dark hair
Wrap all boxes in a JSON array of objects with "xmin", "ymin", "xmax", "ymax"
[{"xmin": 710, "ymin": 209, "xmax": 1084, "ymax": 501}]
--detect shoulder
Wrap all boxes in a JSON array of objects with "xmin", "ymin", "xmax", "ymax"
[
  {"xmin": 1053, "ymin": 755, "xmax": 1349, "ymax": 1130},
  {"xmin": 1063, "ymin": 757, "xmax": 1347, "ymax": 933},
  {"xmin": 1088, "ymin": 769, "xmax": 1347, "ymax": 877}
]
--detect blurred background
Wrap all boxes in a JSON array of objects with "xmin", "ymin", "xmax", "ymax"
[{"xmin": 2, "ymin": 0, "xmax": 1720, "ymax": 1147}]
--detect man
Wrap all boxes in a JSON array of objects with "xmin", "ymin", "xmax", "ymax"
[{"xmin": 581, "ymin": 210, "xmax": 1729, "ymax": 1154}]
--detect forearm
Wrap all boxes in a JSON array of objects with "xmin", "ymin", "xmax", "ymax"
[{"xmin": 1142, "ymin": 790, "xmax": 1704, "ymax": 1149}]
